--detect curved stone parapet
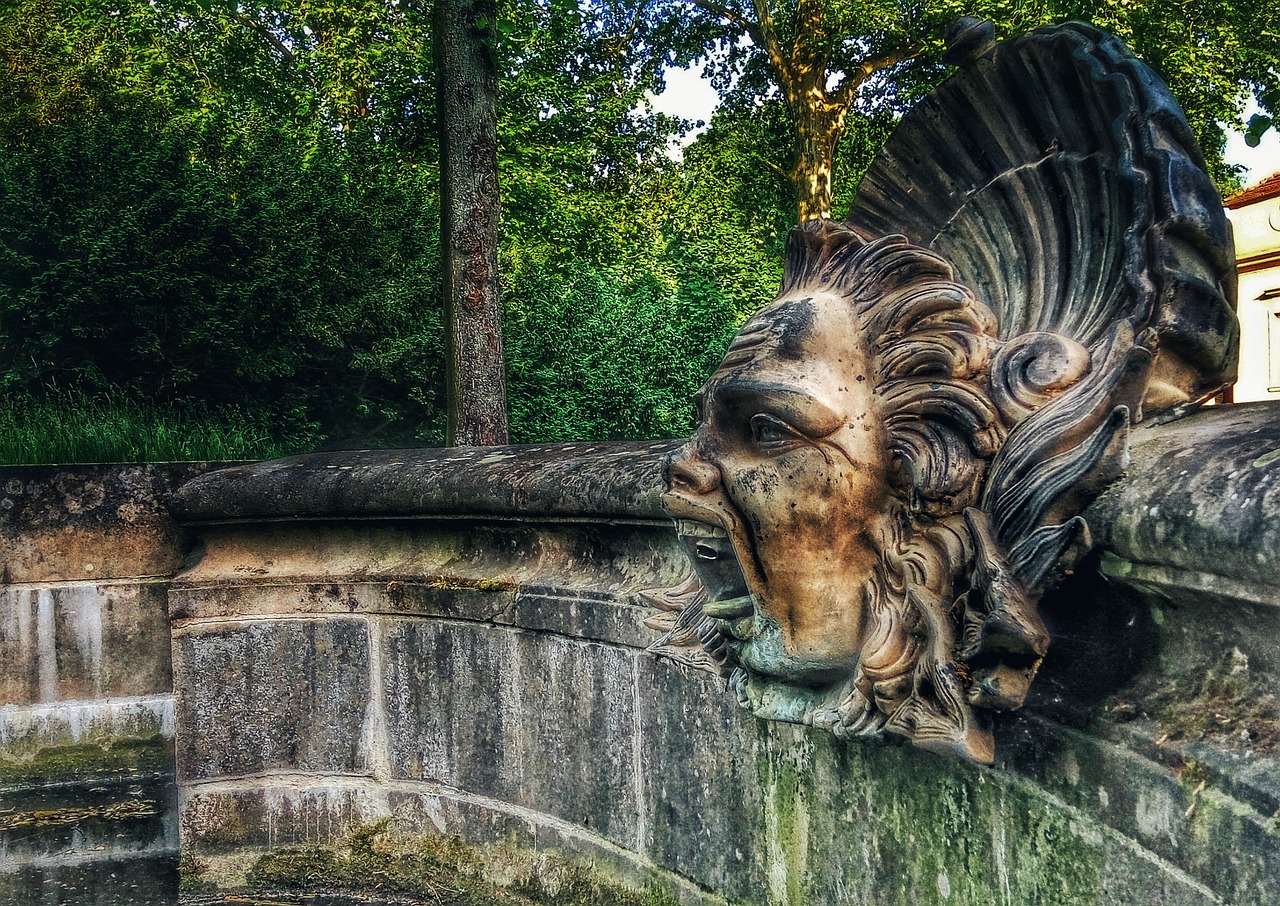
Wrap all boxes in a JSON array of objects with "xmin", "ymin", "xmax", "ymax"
[
  {"xmin": 169, "ymin": 411, "xmax": 1280, "ymax": 905},
  {"xmin": 172, "ymin": 440, "xmax": 678, "ymax": 523},
  {"xmin": 1087, "ymin": 401, "xmax": 1280, "ymax": 609}
]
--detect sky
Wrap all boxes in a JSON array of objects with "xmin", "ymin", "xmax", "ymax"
[
  {"xmin": 1223, "ymin": 102, "xmax": 1280, "ymax": 188},
  {"xmin": 653, "ymin": 68, "xmax": 1280, "ymax": 189}
]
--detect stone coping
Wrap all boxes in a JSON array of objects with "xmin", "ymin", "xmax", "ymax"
[
  {"xmin": 172, "ymin": 440, "xmax": 679, "ymax": 524},
  {"xmin": 172, "ymin": 403, "xmax": 1280, "ymax": 615},
  {"xmin": 1086, "ymin": 400, "xmax": 1280, "ymax": 608}
]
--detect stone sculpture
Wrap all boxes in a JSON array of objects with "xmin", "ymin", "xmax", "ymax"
[{"xmin": 643, "ymin": 20, "xmax": 1239, "ymax": 763}]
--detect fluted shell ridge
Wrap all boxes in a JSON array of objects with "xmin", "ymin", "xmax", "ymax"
[{"xmin": 845, "ymin": 22, "xmax": 1237, "ymax": 412}]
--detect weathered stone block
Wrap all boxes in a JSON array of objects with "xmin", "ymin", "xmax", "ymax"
[
  {"xmin": 382, "ymin": 618, "xmax": 641, "ymax": 848},
  {"xmin": 1088, "ymin": 402, "xmax": 1280, "ymax": 611},
  {"xmin": 0, "ymin": 464, "xmax": 207, "ymax": 584},
  {"xmin": 384, "ymin": 787, "xmax": 727, "ymax": 906},
  {"xmin": 502, "ymin": 590, "xmax": 654, "ymax": 648},
  {"xmin": 171, "ymin": 520, "xmax": 687, "ymax": 625},
  {"xmin": 637, "ymin": 656, "xmax": 1239, "ymax": 905},
  {"xmin": 173, "ymin": 618, "xmax": 370, "ymax": 781},
  {"xmin": 0, "ymin": 582, "xmax": 171, "ymax": 705},
  {"xmin": 637, "ymin": 658, "xmax": 770, "ymax": 903},
  {"xmin": 0, "ymin": 857, "xmax": 177, "ymax": 906},
  {"xmin": 180, "ymin": 785, "xmax": 386, "ymax": 852}
]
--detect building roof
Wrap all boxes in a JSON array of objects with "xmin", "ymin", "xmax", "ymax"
[{"xmin": 1225, "ymin": 171, "xmax": 1280, "ymax": 209}]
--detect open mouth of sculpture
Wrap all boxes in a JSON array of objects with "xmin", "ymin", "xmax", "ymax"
[
  {"xmin": 672, "ymin": 517, "xmax": 758, "ymax": 632},
  {"xmin": 666, "ymin": 513, "xmax": 853, "ymax": 684}
]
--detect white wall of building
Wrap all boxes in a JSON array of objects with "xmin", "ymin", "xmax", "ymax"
[{"xmin": 1226, "ymin": 179, "xmax": 1280, "ymax": 402}]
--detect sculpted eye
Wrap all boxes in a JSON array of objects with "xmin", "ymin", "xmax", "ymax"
[{"xmin": 750, "ymin": 413, "xmax": 801, "ymax": 446}]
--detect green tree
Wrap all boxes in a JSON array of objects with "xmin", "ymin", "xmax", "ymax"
[
  {"xmin": 633, "ymin": 0, "xmax": 1280, "ymax": 219},
  {"xmin": 504, "ymin": 263, "xmax": 733, "ymax": 442},
  {"xmin": 0, "ymin": 0, "xmax": 711, "ymax": 451},
  {"xmin": 0, "ymin": 0, "xmax": 447, "ymax": 447}
]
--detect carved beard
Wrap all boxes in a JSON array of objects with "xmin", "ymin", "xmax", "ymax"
[
  {"xmin": 722, "ymin": 507, "xmax": 998, "ymax": 763},
  {"xmin": 649, "ymin": 503, "xmax": 999, "ymax": 763}
]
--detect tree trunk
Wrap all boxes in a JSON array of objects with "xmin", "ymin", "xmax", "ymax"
[
  {"xmin": 434, "ymin": 0, "xmax": 509, "ymax": 445},
  {"xmin": 788, "ymin": 103, "xmax": 843, "ymax": 222}
]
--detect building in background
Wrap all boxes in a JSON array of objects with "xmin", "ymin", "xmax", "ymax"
[{"xmin": 1226, "ymin": 173, "xmax": 1280, "ymax": 402}]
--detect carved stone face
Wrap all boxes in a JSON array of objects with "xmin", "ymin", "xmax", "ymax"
[
  {"xmin": 647, "ymin": 221, "xmax": 1163, "ymax": 763},
  {"xmin": 664, "ymin": 292, "xmax": 896, "ymax": 683}
]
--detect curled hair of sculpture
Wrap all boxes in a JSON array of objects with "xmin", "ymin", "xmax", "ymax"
[{"xmin": 782, "ymin": 221, "xmax": 1007, "ymax": 518}]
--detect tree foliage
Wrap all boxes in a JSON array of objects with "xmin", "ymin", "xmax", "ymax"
[
  {"xmin": 0, "ymin": 0, "xmax": 447, "ymax": 447},
  {"xmin": 0, "ymin": 0, "xmax": 738, "ymax": 454},
  {"xmin": 0, "ymin": 0, "xmax": 1275, "ymax": 462},
  {"xmin": 633, "ymin": 0, "xmax": 1280, "ymax": 217}
]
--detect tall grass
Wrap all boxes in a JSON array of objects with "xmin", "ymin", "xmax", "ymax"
[{"xmin": 0, "ymin": 393, "xmax": 314, "ymax": 464}]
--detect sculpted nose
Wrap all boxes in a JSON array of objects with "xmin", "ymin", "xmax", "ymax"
[{"xmin": 666, "ymin": 447, "xmax": 721, "ymax": 495}]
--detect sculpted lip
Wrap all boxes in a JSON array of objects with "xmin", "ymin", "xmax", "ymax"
[{"xmin": 663, "ymin": 489, "xmax": 769, "ymax": 643}]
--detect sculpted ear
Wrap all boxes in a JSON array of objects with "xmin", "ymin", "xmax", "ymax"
[
  {"xmin": 981, "ymin": 320, "xmax": 1154, "ymax": 574},
  {"xmin": 881, "ymin": 380, "xmax": 1004, "ymax": 517}
]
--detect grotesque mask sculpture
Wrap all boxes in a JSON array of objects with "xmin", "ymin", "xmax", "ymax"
[{"xmin": 643, "ymin": 21, "xmax": 1237, "ymax": 763}]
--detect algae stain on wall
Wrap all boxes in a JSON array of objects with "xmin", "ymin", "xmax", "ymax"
[
  {"xmin": 37, "ymin": 588, "xmax": 57, "ymax": 701},
  {"xmin": 3, "ymin": 585, "xmax": 108, "ymax": 703},
  {"xmin": 758, "ymin": 724, "xmax": 813, "ymax": 905},
  {"xmin": 743, "ymin": 719, "xmax": 1118, "ymax": 906}
]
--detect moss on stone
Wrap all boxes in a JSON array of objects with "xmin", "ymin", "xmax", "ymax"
[
  {"xmin": 746, "ymin": 724, "xmax": 1112, "ymax": 905},
  {"xmin": 424, "ymin": 574, "xmax": 516, "ymax": 594},
  {"xmin": 1119, "ymin": 648, "xmax": 1280, "ymax": 754},
  {"xmin": 179, "ymin": 852, "xmax": 217, "ymax": 895},
  {"xmin": 245, "ymin": 819, "xmax": 683, "ymax": 906},
  {"xmin": 0, "ymin": 734, "xmax": 173, "ymax": 786}
]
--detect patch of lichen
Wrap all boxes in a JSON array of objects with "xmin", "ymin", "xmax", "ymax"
[
  {"xmin": 751, "ymin": 729, "xmax": 1106, "ymax": 905},
  {"xmin": 179, "ymin": 852, "xmax": 217, "ymax": 896},
  {"xmin": 1108, "ymin": 649, "xmax": 1280, "ymax": 753},
  {"xmin": 423, "ymin": 575, "xmax": 516, "ymax": 593},
  {"xmin": 0, "ymin": 734, "xmax": 173, "ymax": 787},
  {"xmin": 245, "ymin": 819, "xmax": 682, "ymax": 906}
]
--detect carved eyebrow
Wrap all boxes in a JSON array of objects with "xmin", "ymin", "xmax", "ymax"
[{"xmin": 712, "ymin": 379, "xmax": 844, "ymax": 437}]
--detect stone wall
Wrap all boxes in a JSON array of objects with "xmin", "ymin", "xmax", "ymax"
[
  {"xmin": 5, "ymin": 415, "xmax": 1277, "ymax": 903},
  {"xmin": 170, "ymin": 423, "xmax": 1280, "ymax": 905},
  {"xmin": 0, "ymin": 464, "xmax": 210, "ymax": 783}
]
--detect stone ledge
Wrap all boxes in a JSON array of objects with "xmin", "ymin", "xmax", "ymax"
[
  {"xmin": 0, "ymin": 694, "xmax": 174, "ymax": 751},
  {"xmin": 1087, "ymin": 401, "xmax": 1280, "ymax": 609},
  {"xmin": 183, "ymin": 777, "xmax": 729, "ymax": 906},
  {"xmin": 172, "ymin": 441, "xmax": 679, "ymax": 524},
  {"xmin": 0, "ymin": 463, "xmax": 212, "ymax": 584}
]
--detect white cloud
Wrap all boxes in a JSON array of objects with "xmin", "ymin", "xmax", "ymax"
[{"xmin": 650, "ymin": 65, "xmax": 721, "ymax": 136}]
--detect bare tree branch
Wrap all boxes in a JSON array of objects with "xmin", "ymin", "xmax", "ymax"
[
  {"xmin": 607, "ymin": 0, "xmax": 650, "ymax": 60},
  {"xmin": 749, "ymin": 0, "xmax": 799, "ymax": 94},
  {"xmin": 832, "ymin": 43, "xmax": 922, "ymax": 110}
]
